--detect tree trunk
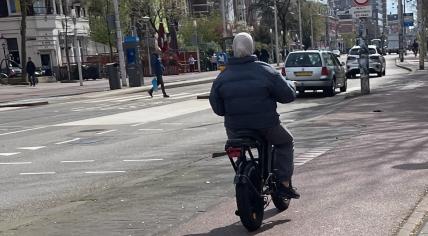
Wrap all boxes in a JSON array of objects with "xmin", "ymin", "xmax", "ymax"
[{"xmin": 20, "ymin": 0, "xmax": 28, "ymax": 84}]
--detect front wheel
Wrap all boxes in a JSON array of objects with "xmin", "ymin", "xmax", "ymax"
[
  {"xmin": 271, "ymin": 193, "xmax": 291, "ymax": 212},
  {"xmin": 236, "ymin": 162, "xmax": 264, "ymax": 232}
]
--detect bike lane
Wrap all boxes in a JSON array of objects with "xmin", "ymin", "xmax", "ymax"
[{"xmin": 167, "ymin": 72, "xmax": 428, "ymax": 236}]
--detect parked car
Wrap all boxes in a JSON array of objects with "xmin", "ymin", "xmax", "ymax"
[
  {"xmin": 332, "ymin": 49, "xmax": 341, "ymax": 57},
  {"xmin": 281, "ymin": 50, "xmax": 347, "ymax": 96},
  {"xmin": 346, "ymin": 45, "xmax": 386, "ymax": 78},
  {"xmin": 0, "ymin": 59, "xmax": 22, "ymax": 77}
]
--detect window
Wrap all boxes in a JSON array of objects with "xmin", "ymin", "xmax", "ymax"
[
  {"xmin": 285, "ymin": 53, "xmax": 322, "ymax": 67},
  {"xmin": 0, "ymin": 0, "xmax": 9, "ymax": 17}
]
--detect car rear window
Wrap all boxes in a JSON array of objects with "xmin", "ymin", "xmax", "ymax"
[
  {"xmin": 285, "ymin": 53, "xmax": 322, "ymax": 67},
  {"xmin": 349, "ymin": 48, "xmax": 377, "ymax": 55}
]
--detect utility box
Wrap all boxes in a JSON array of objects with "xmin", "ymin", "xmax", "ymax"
[
  {"xmin": 123, "ymin": 36, "xmax": 144, "ymax": 87},
  {"xmin": 106, "ymin": 63, "xmax": 121, "ymax": 90}
]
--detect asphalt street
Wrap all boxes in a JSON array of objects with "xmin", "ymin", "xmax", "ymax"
[{"xmin": 0, "ymin": 55, "xmax": 423, "ymax": 236}]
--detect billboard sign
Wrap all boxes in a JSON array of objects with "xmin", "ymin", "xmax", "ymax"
[{"xmin": 403, "ymin": 13, "xmax": 414, "ymax": 27}]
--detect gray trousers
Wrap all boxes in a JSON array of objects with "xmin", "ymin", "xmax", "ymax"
[{"xmin": 226, "ymin": 124, "xmax": 294, "ymax": 182}]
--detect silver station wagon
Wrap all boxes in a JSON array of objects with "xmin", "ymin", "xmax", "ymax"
[{"xmin": 282, "ymin": 50, "xmax": 347, "ymax": 96}]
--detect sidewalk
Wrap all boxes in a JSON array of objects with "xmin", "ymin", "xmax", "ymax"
[
  {"xmin": 395, "ymin": 54, "xmax": 428, "ymax": 73},
  {"xmin": 0, "ymin": 70, "xmax": 220, "ymax": 105}
]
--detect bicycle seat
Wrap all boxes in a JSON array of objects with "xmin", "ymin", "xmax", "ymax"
[{"xmin": 225, "ymin": 130, "xmax": 267, "ymax": 149}]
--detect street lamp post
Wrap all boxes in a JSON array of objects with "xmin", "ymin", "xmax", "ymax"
[
  {"xmin": 1, "ymin": 40, "xmax": 9, "ymax": 76},
  {"xmin": 193, "ymin": 20, "xmax": 201, "ymax": 72},
  {"xmin": 274, "ymin": 1, "xmax": 280, "ymax": 65},
  {"xmin": 270, "ymin": 28, "xmax": 274, "ymax": 63},
  {"xmin": 112, "ymin": 0, "xmax": 128, "ymax": 87},
  {"xmin": 142, "ymin": 16, "xmax": 152, "ymax": 76},
  {"xmin": 311, "ymin": 14, "xmax": 314, "ymax": 49},
  {"xmin": 298, "ymin": 0, "xmax": 303, "ymax": 49},
  {"xmin": 71, "ymin": 9, "xmax": 83, "ymax": 86}
]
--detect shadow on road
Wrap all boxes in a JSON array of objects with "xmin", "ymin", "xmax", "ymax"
[
  {"xmin": 183, "ymin": 208, "xmax": 291, "ymax": 236},
  {"xmin": 392, "ymin": 161, "xmax": 428, "ymax": 170}
]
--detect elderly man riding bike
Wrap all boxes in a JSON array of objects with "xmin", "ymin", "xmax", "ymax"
[{"xmin": 209, "ymin": 32, "xmax": 300, "ymax": 199}]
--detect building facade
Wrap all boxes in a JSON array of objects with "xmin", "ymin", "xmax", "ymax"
[{"xmin": 0, "ymin": 0, "xmax": 89, "ymax": 77}]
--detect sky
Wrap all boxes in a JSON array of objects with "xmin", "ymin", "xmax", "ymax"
[{"xmin": 387, "ymin": 0, "xmax": 418, "ymax": 15}]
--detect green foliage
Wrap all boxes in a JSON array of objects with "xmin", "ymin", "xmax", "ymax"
[{"xmin": 177, "ymin": 14, "xmax": 223, "ymax": 49}]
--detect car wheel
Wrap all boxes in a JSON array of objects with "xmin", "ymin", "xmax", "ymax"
[
  {"xmin": 377, "ymin": 71, "xmax": 382, "ymax": 77},
  {"xmin": 382, "ymin": 68, "xmax": 386, "ymax": 76},
  {"xmin": 324, "ymin": 79, "xmax": 336, "ymax": 97},
  {"xmin": 340, "ymin": 79, "xmax": 347, "ymax": 92}
]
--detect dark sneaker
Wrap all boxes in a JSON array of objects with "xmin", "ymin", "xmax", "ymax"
[
  {"xmin": 148, "ymin": 90, "xmax": 153, "ymax": 98},
  {"xmin": 163, "ymin": 94, "xmax": 170, "ymax": 98},
  {"xmin": 276, "ymin": 184, "xmax": 300, "ymax": 199}
]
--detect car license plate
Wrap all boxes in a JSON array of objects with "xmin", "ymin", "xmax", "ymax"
[{"xmin": 294, "ymin": 71, "xmax": 313, "ymax": 76}]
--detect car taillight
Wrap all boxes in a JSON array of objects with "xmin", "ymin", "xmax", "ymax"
[
  {"xmin": 321, "ymin": 67, "xmax": 329, "ymax": 76},
  {"xmin": 226, "ymin": 147, "xmax": 242, "ymax": 159},
  {"xmin": 281, "ymin": 67, "xmax": 286, "ymax": 76},
  {"xmin": 370, "ymin": 56, "xmax": 380, "ymax": 61}
]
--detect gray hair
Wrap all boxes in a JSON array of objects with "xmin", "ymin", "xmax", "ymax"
[{"xmin": 232, "ymin": 32, "xmax": 254, "ymax": 58}]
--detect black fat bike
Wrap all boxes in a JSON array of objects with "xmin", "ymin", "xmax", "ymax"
[{"xmin": 215, "ymin": 131, "xmax": 291, "ymax": 231}]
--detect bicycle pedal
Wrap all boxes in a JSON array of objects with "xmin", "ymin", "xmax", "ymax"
[{"xmin": 235, "ymin": 210, "xmax": 240, "ymax": 216}]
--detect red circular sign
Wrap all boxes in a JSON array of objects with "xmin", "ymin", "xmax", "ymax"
[{"xmin": 354, "ymin": 0, "xmax": 368, "ymax": 5}]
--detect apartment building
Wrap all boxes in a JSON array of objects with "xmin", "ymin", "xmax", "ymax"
[{"xmin": 0, "ymin": 0, "xmax": 89, "ymax": 76}]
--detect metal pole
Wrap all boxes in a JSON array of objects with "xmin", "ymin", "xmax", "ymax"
[
  {"xmin": 359, "ymin": 18, "xmax": 370, "ymax": 95},
  {"xmin": 146, "ymin": 26, "xmax": 152, "ymax": 76},
  {"xmin": 418, "ymin": 0, "xmax": 426, "ymax": 69},
  {"xmin": 398, "ymin": 0, "xmax": 404, "ymax": 62},
  {"xmin": 311, "ymin": 14, "xmax": 314, "ymax": 49},
  {"xmin": 274, "ymin": 0, "xmax": 280, "ymax": 65},
  {"xmin": 221, "ymin": 0, "xmax": 227, "ymax": 38},
  {"xmin": 298, "ymin": 0, "xmax": 303, "ymax": 49},
  {"xmin": 112, "ymin": 0, "xmax": 128, "ymax": 87},
  {"xmin": 74, "ymin": 26, "xmax": 83, "ymax": 86},
  {"xmin": 194, "ymin": 20, "xmax": 201, "ymax": 72}
]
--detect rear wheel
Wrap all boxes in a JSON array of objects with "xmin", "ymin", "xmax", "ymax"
[
  {"xmin": 340, "ymin": 79, "xmax": 347, "ymax": 92},
  {"xmin": 324, "ymin": 79, "xmax": 336, "ymax": 97},
  {"xmin": 236, "ymin": 162, "xmax": 264, "ymax": 232}
]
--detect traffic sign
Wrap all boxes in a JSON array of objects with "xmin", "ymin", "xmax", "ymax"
[
  {"xmin": 354, "ymin": 0, "xmax": 369, "ymax": 6},
  {"xmin": 351, "ymin": 5, "xmax": 372, "ymax": 18}
]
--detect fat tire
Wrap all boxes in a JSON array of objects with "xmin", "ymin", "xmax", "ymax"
[
  {"xmin": 271, "ymin": 194, "xmax": 291, "ymax": 212},
  {"xmin": 235, "ymin": 162, "xmax": 264, "ymax": 232}
]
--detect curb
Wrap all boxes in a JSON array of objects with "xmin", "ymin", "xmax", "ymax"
[
  {"xmin": 395, "ymin": 58, "xmax": 414, "ymax": 72},
  {"xmin": 0, "ymin": 100, "xmax": 49, "ymax": 108},
  {"xmin": 396, "ymin": 188, "xmax": 428, "ymax": 236},
  {"xmin": 85, "ymin": 77, "xmax": 216, "ymax": 99}
]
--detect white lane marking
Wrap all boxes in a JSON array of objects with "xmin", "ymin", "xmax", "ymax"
[
  {"xmin": 183, "ymin": 128, "xmax": 208, "ymax": 131},
  {"xmin": 17, "ymin": 146, "xmax": 46, "ymax": 151},
  {"xmin": 20, "ymin": 172, "xmax": 56, "ymax": 175},
  {"xmin": 96, "ymin": 129, "xmax": 117, "ymax": 135},
  {"xmin": 138, "ymin": 129, "xmax": 164, "ymax": 131},
  {"xmin": 294, "ymin": 163, "xmax": 305, "ymax": 166},
  {"xmin": 0, "ymin": 162, "xmax": 32, "ymax": 165},
  {"xmin": 55, "ymin": 138, "xmax": 81, "ymax": 145},
  {"xmin": 170, "ymin": 92, "xmax": 208, "ymax": 100},
  {"xmin": 85, "ymin": 171, "xmax": 126, "ymax": 174},
  {"xmin": 54, "ymin": 100, "xmax": 211, "ymax": 126},
  {"xmin": 0, "ymin": 152, "xmax": 21, "ymax": 156},
  {"xmin": 0, "ymin": 107, "xmax": 23, "ymax": 111},
  {"xmin": 123, "ymin": 159, "xmax": 163, "ymax": 162},
  {"xmin": 61, "ymin": 160, "xmax": 95, "ymax": 163},
  {"xmin": 0, "ymin": 126, "xmax": 48, "ymax": 136},
  {"xmin": 161, "ymin": 123, "xmax": 183, "ymax": 125}
]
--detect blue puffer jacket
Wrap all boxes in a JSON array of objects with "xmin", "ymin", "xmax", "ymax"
[{"xmin": 209, "ymin": 55, "xmax": 296, "ymax": 129}]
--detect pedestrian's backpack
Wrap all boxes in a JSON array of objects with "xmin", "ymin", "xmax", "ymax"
[{"xmin": 151, "ymin": 78, "xmax": 158, "ymax": 92}]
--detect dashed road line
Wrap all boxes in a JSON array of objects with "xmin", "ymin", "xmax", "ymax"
[
  {"xmin": 0, "ymin": 152, "xmax": 21, "ymax": 156},
  {"xmin": 55, "ymin": 138, "xmax": 81, "ymax": 145},
  {"xmin": 183, "ymin": 128, "xmax": 208, "ymax": 131},
  {"xmin": 17, "ymin": 146, "xmax": 46, "ymax": 150},
  {"xmin": 138, "ymin": 128, "xmax": 164, "ymax": 131},
  {"xmin": 20, "ymin": 172, "xmax": 56, "ymax": 175},
  {"xmin": 0, "ymin": 126, "xmax": 48, "ymax": 136},
  {"xmin": 61, "ymin": 160, "xmax": 95, "ymax": 163},
  {"xmin": 95, "ymin": 129, "xmax": 117, "ymax": 135},
  {"xmin": 0, "ymin": 162, "xmax": 32, "ymax": 165},
  {"xmin": 161, "ymin": 123, "xmax": 183, "ymax": 125},
  {"xmin": 85, "ymin": 171, "xmax": 126, "ymax": 174},
  {"xmin": 123, "ymin": 159, "xmax": 164, "ymax": 162}
]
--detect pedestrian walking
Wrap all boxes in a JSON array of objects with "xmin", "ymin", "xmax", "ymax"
[
  {"xmin": 412, "ymin": 39, "xmax": 419, "ymax": 57},
  {"xmin": 148, "ymin": 52, "xmax": 169, "ymax": 98},
  {"xmin": 211, "ymin": 53, "xmax": 217, "ymax": 71},
  {"xmin": 26, "ymin": 57, "xmax": 36, "ymax": 87},
  {"xmin": 188, "ymin": 55, "xmax": 196, "ymax": 72}
]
